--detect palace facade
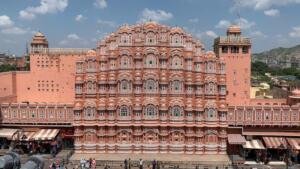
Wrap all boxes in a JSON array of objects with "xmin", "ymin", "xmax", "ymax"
[{"xmin": 0, "ymin": 22, "xmax": 299, "ymax": 156}]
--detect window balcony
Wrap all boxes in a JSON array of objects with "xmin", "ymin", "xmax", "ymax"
[
  {"xmin": 86, "ymin": 69, "xmax": 97, "ymax": 73},
  {"xmin": 117, "ymin": 116, "xmax": 131, "ymax": 121}
]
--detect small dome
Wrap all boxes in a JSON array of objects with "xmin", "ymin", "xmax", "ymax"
[
  {"xmin": 170, "ymin": 26, "xmax": 184, "ymax": 34},
  {"xmin": 205, "ymin": 51, "xmax": 216, "ymax": 58},
  {"xmin": 119, "ymin": 24, "xmax": 131, "ymax": 32},
  {"xmin": 34, "ymin": 32, "xmax": 45, "ymax": 37},
  {"xmin": 227, "ymin": 25, "xmax": 241, "ymax": 34},
  {"xmin": 219, "ymin": 103, "xmax": 227, "ymax": 109},
  {"xmin": 87, "ymin": 50, "xmax": 96, "ymax": 56},
  {"xmin": 74, "ymin": 102, "xmax": 83, "ymax": 110},
  {"xmin": 75, "ymin": 76, "xmax": 83, "ymax": 82},
  {"xmin": 144, "ymin": 20, "xmax": 157, "ymax": 26},
  {"xmin": 219, "ymin": 77, "xmax": 226, "ymax": 83},
  {"xmin": 31, "ymin": 31, "xmax": 48, "ymax": 47}
]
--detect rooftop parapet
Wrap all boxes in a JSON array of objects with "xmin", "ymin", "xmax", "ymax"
[
  {"xmin": 30, "ymin": 48, "xmax": 90, "ymax": 55},
  {"xmin": 214, "ymin": 36, "xmax": 251, "ymax": 45}
]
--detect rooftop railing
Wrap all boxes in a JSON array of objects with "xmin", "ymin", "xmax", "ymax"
[
  {"xmin": 30, "ymin": 48, "xmax": 90, "ymax": 54},
  {"xmin": 215, "ymin": 36, "xmax": 251, "ymax": 44}
]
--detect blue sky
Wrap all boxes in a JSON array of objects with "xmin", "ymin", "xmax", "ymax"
[{"xmin": 1, "ymin": 0, "xmax": 300, "ymax": 56}]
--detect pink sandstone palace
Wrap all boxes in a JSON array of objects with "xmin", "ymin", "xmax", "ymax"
[{"xmin": 0, "ymin": 21, "xmax": 299, "ymax": 155}]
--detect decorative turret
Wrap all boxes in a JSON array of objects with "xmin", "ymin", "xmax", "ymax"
[
  {"xmin": 226, "ymin": 25, "xmax": 241, "ymax": 36},
  {"xmin": 30, "ymin": 32, "xmax": 49, "ymax": 49}
]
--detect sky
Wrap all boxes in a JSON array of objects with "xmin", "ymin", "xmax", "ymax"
[{"xmin": 1, "ymin": 0, "xmax": 300, "ymax": 56}]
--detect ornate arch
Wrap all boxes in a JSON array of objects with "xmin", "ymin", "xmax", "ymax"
[
  {"xmin": 143, "ymin": 47, "xmax": 159, "ymax": 55},
  {"xmin": 84, "ymin": 100, "xmax": 96, "ymax": 108},
  {"xmin": 118, "ymin": 105, "xmax": 130, "ymax": 117},
  {"xmin": 144, "ymin": 79, "xmax": 157, "ymax": 92},
  {"xmin": 144, "ymin": 104, "xmax": 158, "ymax": 117}
]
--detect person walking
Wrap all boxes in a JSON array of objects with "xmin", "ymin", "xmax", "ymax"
[
  {"xmin": 139, "ymin": 159, "xmax": 143, "ymax": 169},
  {"xmin": 152, "ymin": 159, "xmax": 156, "ymax": 169},
  {"xmin": 91, "ymin": 158, "xmax": 96, "ymax": 169},
  {"xmin": 128, "ymin": 158, "xmax": 131, "ymax": 169},
  {"xmin": 124, "ymin": 159, "xmax": 128, "ymax": 169}
]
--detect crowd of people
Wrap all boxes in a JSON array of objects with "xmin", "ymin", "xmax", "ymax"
[
  {"xmin": 74, "ymin": 158, "xmax": 162, "ymax": 169},
  {"xmin": 49, "ymin": 159, "xmax": 67, "ymax": 169},
  {"xmin": 123, "ymin": 158, "xmax": 161, "ymax": 169},
  {"xmin": 78, "ymin": 158, "xmax": 97, "ymax": 169}
]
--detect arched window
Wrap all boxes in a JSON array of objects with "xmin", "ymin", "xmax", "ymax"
[
  {"xmin": 145, "ymin": 54, "xmax": 156, "ymax": 68},
  {"xmin": 76, "ymin": 62, "xmax": 83, "ymax": 73},
  {"xmin": 120, "ymin": 56, "xmax": 130, "ymax": 68},
  {"xmin": 145, "ymin": 79, "xmax": 157, "ymax": 92},
  {"xmin": 206, "ymin": 82, "xmax": 215, "ymax": 95},
  {"xmin": 171, "ymin": 34, "xmax": 181, "ymax": 45},
  {"xmin": 145, "ymin": 105, "xmax": 157, "ymax": 117},
  {"xmin": 171, "ymin": 56, "xmax": 182, "ymax": 69},
  {"xmin": 119, "ymin": 106, "xmax": 130, "ymax": 116},
  {"xmin": 87, "ymin": 61, "xmax": 95, "ymax": 71},
  {"xmin": 75, "ymin": 84, "xmax": 82, "ymax": 94},
  {"xmin": 87, "ymin": 82, "xmax": 96, "ymax": 94},
  {"xmin": 219, "ymin": 85, "xmax": 226, "ymax": 95},
  {"xmin": 206, "ymin": 61, "xmax": 215, "ymax": 73},
  {"xmin": 146, "ymin": 32, "xmax": 156, "ymax": 45},
  {"xmin": 120, "ymin": 80, "xmax": 131, "ymax": 93},
  {"xmin": 120, "ymin": 34, "xmax": 131, "ymax": 44},
  {"xmin": 186, "ymin": 60, "xmax": 193, "ymax": 70},
  {"xmin": 171, "ymin": 80, "xmax": 182, "ymax": 92},
  {"xmin": 220, "ymin": 63, "xmax": 225, "ymax": 74},
  {"xmin": 195, "ymin": 63, "xmax": 201, "ymax": 72},
  {"xmin": 207, "ymin": 108, "xmax": 216, "ymax": 120},
  {"xmin": 171, "ymin": 106, "xmax": 182, "ymax": 117},
  {"xmin": 85, "ymin": 107, "xmax": 95, "ymax": 119}
]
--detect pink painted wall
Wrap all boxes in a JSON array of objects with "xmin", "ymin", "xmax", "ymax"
[
  {"xmin": 14, "ymin": 53, "xmax": 77, "ymax": 103},
  {"xmin": 223, "ymin": 50, "xmax": 251, "ymax": 106},
  {"xmin": 0, "ymin": 72, "xmax": 17, "ymax": 102},
  {"xmin": 0, "ymin": 53, "xmax": 79, "ymax": 104}
]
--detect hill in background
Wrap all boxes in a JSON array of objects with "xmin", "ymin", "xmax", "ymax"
[{"xmin": 252, "ymin": 44, "xmax": 300, "ymax": 68}]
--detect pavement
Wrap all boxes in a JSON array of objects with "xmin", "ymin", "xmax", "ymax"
[{"xmin": 70, "ymin": 153, "xmax": 231, "ymax": 164}]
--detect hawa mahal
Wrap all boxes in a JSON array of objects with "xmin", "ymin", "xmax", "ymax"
[{"xmin": 0, "ymin": 22, "xmax": 299, "ymax": 155}]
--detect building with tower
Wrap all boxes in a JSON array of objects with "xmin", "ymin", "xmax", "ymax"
[
  {"xmin": 0, "ymin": 22, "xmax": 299, "ymax": 159},
  {"xmin": 214, "ymin": 25, "xmax": 251, "ymax": 106}
]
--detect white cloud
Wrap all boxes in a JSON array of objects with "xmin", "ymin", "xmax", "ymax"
[
  {"xmin": 194, "ymin": 30, "xmax": 218, "ymax": 39},
  {"xmin": 264, "ymin": 9, "xmax": 280, "ymax": 16},
  {"xmin": 67, "ymin": 33, "xmax": 80, "ymax": 40},
  {"xmin": 205, "ymin": 30, "xmax": 218, "ymax": 38},
  {"xmin": 0, "ymin": 15, "xmax": 14, "ymax": 28},
  {"xmin": 289, "ymin": 26, "xmax": 300, "ymax": 38},
  {"xmin": 94, "ymin": 0, "xmax": 107, "ymax": 9},
  {"xmin": 233, "ymin": 0, "xmax": 300, "ymax": 10},
  {"xmin": 139, "ymin": 8, "xmax": 173, "ymax": 22},
  {"xmin": 75, "ymin": 14, "xmax": 86, "ymax": 22},
  {"xmin": 188, "ymin": 18, "xmax": 199, "ymax": 23},
  {"xmin": 19, "ymin": 11, "xmax": 35, "ymax": 20},
  {"xmin": 250, "ymin": 31, "xmax": 267, "ymax": 38},
  {"xmin": 215, "ymin": 18, "xmax": 255, "ymax": 30},
  {"xmin": 215, "ymin": 20, "xmax": 231, "ymax": 29},
  {"xmin": 1, "ymin": 27, "xmax": 27, "ymax": 35},
  {"xmin": 97, "ymin": 19, "xmax": 116, "ymax": 27},
  {"xmin": 19, "ymin": 0, "xmax": 68, "ymax": 20},
  {"xmin": 238, "ymin": 18, "xmax": 256, "ymax": 29},
  {"xmin": 0, "ymin": 15, "xmax": 28, "ymax": 35},
  {"xmin": 59, "ymin": 33, "xmax": 90, "ymax": 46}
]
